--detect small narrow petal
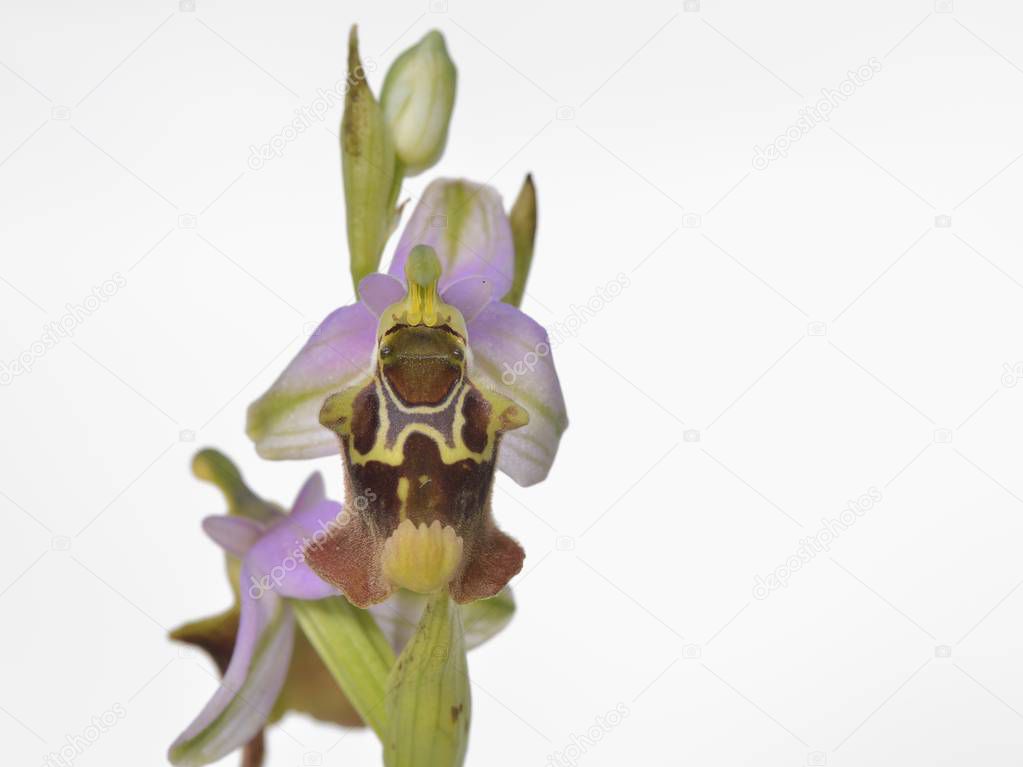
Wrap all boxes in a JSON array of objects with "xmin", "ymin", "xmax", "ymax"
[
  {"xmin": 358, "ymin": 272, "xmax": 406, "ymax": 316},
  {"xmin": 202, "ymin": 516, "xmax": 264, "ymax": 558},
  {"xmin": 291, "ymin": 473, "xmax": 325, "ymax": 516},
  {"xmin": 388, "ymin": 178, "xmax": 514, "ymax": 299},
  {"xmin": 169, "ymin": 563, "xmax": 294, "ymax": 767},
  {"xmin": 468, "ymin": 301, "xmax": 568, "ymax": 486},
  {"xmin": 442, "ymin": 276, "xmax": 493, "ymax": 323},
  {"xmin": 246, "ymin": 302, "xmax": 376, "ymax": 460}
]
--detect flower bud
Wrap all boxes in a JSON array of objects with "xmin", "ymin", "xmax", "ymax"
[{"xmin": 380, "ymin": 30, "xmax": 457, "ymax": 176}]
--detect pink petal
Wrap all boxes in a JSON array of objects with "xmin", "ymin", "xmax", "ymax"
[
  {"xmin": 468, "ymin": 301, "xmax": 568, "ymax": 486},
  {"xmin": 388, "ymin": 178, "xmax": 514, "ymax": 299},
  {"xmin": 442, "ymin": 276, "xmax": 493, "ymax": 322},
  {"xmin": 246, "ymin": 302, "xmax": 376, "ymax": 460},
  {"xmin": 201, "ymin": 516, "xmax": 264, "ymax": 558},
  {"xmin": 358, "ymin": 273, "xmax": 406, "ymax": 316},
  {"xmin": 245, "ymin": 498, "xmax": 344, "ymax": 601},
  {"xmin": 168, "ymin": 566, "xmax": 293, "ymax": 766},
  {"xmin": 291, "ymin": 472, "xmax": 326, "ymax": 517}
]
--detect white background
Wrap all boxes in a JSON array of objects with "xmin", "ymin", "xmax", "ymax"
[{"xmin": 3, "ymin": 0, "xmax": 1023, "ymax": 765}]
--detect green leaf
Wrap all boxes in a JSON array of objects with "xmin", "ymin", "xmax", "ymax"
[
  {"xmin": 385, "ymin": 592, "xmax": 470, "ymax": 767},
  {"xmin": 342, "ymin": 25, "xmax": 399, "ymax": 290},
  {"xmin": 290, "ymin": 596, "xmax": 396, "ymax": 738},
  {"xmin": 504, "ymin": 174, "xmax": 537, "ymax": 308}
]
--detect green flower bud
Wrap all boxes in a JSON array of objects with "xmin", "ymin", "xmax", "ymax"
[{"xmin": 381, "ymin": 30, "xmax": 457, "ymax": 176}]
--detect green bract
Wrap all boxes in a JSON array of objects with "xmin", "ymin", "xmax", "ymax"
[{"xmin": 342, "ymin": 26, "xmax": 400, "ymax": 288}]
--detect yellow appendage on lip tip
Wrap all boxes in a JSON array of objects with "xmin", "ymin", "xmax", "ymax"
[{"xmin": 381, "ymin": 519, "xmax": 464, "ymax": 594}]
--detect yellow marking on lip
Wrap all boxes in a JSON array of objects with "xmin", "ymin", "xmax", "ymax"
[
  {"xmin": 321, "ymin": 374, "xmax": 529, "ymax": 469},
  {"xmin": 396, "ymin": 477, "xmax": 410, "ymax": 523}
]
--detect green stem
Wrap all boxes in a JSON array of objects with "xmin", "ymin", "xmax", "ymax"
[
  {"xmin": 291, "ymin": 597, "xmax": 396, "ymax": 738},
  {"xmin": 384, "ymin": 591, "xmax": 470, "ymax": 767}
]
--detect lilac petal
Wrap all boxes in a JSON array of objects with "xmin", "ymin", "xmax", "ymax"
[
  {"xmin": 201, "ymin": 516, "xmax": 264, "ymax": 558},
  {"xmin": 359, "ymin": 272, "xmax": 406, "ymax": 316},
  {"xmin": 246, "ymin": 302, "xmax": 376, "ymax": 460},
  {"xmin": 468, "ymin": 301, "xmax": 568, "ymax": 486},
  {"xmin": 168, "ymin": 563, "xmax": 294, "ymax": 766},
  {"xmin": 291, "ymin": 472, "xmax": 325, "ymax": 517},
  {"xmin": 388, "ymin": 178, "xmax": 514, "ymax": 299},
  {"xmin": 442, "ymin": 276, "xmax": 493, "ymax": 323},
  {"xmin": 245, "ymin": 499, "xmax": 345, "ymax": 601}
]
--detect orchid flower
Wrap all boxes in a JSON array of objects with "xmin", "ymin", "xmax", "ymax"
[
  {"xmin": 245, "ymin": 178, "xmax": 567, "ymax": 608},
  {"xmin": 247, "ymin": 177, "xmax": 567, "ymax": 488},
  {"xmin": 169, "ymin": 450, "xmax": 514, "ymax": 767}
]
